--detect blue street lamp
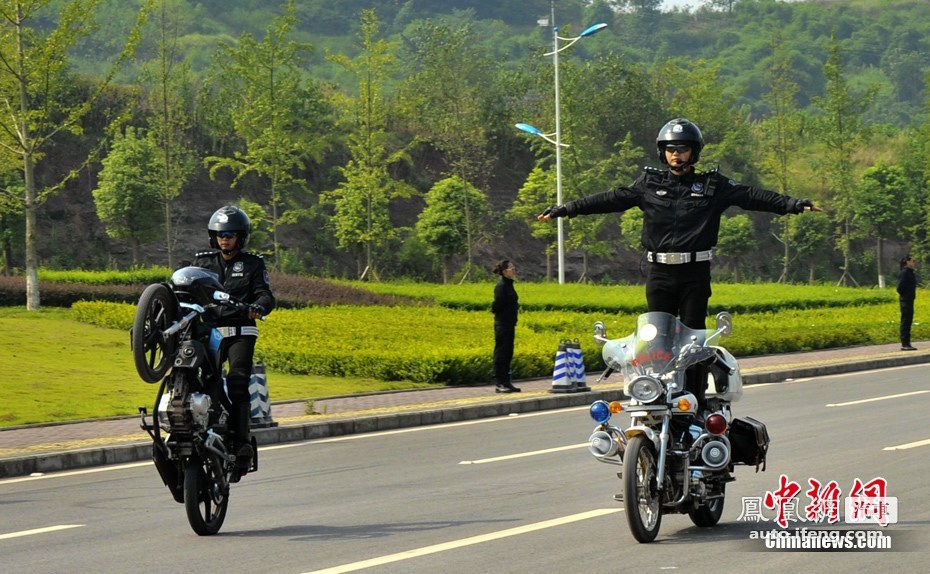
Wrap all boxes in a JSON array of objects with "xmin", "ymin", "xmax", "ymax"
[{"xmin": 517, "ymin": 9, "xmax": 606, "ymax": 284}]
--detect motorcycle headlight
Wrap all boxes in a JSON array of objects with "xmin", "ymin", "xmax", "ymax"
[
  {"xmin": 589, "ymin": 400, "xmax": 612, "ymax": 424},
  {"xmin": 627, "ymin": 375, "xmax": 663, "ymax": 403}
]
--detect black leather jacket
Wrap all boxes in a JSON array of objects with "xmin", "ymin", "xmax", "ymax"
[
  {"xmin": 563, "ymin": 167, "xmax": 800, "ymax": 253},
  {"xmin": 191, "ymin": 250, "xmax": 275, "ymax": 327}
]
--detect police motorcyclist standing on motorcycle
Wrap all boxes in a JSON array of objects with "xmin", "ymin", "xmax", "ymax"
[
  {"xmin": 192, "ymin": 205, "xmax": 275, "ymax": 470},
  {"xmin": 538, "ymin": 118, "xmax": 819, "ymax": 407}
]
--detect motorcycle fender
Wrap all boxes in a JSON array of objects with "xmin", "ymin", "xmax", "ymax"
[
  {"xmin": 173, "ymin": 340, "xmax": 206, "ymax": 369},
  {"xmin": 624, "ymin": 425, "xmax": 657, "ymax": 444}
]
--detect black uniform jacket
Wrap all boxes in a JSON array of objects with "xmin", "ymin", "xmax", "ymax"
[
  {"xmin": 897, "ymin": 268, "xmax": 917, "ymax": 301},
  {"xmin": 492, "ymin": 277, "xmax": 519, "ymax": 327},
  {"xmin": 191, "ymin": 250, "xmax": 275, "ymax": 327},
  {"xmin": 563, "ymin": 167, "xmax": 797, "ymax": 253}
]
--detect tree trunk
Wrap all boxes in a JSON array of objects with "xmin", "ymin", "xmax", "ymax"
[{"xmin": 876, "ymin": 237, "xmax": 885, "ymax": 289}]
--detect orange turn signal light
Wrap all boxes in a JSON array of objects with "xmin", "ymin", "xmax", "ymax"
[
  {"xmin": 609, "ymin": 401, "xmax": 623, "ymax": 414},
  {"xmin": 677, "ymin": 397, "xmax": 692, "ymax": 412}
]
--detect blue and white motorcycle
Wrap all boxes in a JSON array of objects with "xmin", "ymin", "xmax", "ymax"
[{"xmin": 587, "ymin": 311, "xmax": 769, "ymax": 543}]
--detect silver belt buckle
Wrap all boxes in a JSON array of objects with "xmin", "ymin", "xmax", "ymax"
[{"xmin": 665, "ymin": 252, "xmax": 689, "ymax": 264}]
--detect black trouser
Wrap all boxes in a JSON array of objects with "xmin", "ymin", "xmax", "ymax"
[
  {"xmin": 645, "ymin": 261, "xmax": 712, "ymax": 330},
  {"xmin": 493, "ymin": 322, "xmax": 515, "ymax": 384},
  {"xmin": 220, "ymin": 335, "xmax": 256, "ymax": 442},
  {"xmin": 900, "ymin": 298, "xmax": 915, "ymax": 346},
  {"xmin": 646, "ymin": 261, "xmax": 712, "ymax": 406}
]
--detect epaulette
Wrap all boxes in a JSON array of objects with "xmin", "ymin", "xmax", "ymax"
[
  {"xmin": 194, "ymin": 250, "xmax": 217, "ymax": 258},
  {"xmin": 643, "ymin": 165, "xmax": 665, "ymax": 176}
]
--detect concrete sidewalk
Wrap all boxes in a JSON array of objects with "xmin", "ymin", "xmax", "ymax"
[{"xmin": 1, "ymin": 342, "xmax": 928, "ymax": 478}]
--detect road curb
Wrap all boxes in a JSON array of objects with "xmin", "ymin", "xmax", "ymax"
[{"xmin": 2, "ymin": 353, "xmax": 928, "ymax": 479}]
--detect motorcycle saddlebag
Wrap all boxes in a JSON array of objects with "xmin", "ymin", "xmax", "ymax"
[{"xmin": 729, "ymin": 416, "xmax": 769, "ymax": 472}]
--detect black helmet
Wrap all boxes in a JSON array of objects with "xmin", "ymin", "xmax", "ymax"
[
  {"xmin": 208, "ymin": 205, "xmax": 251, "ymax": 251},
  {"xmin": 656, "ymin": 118, "xmax": 704, "ymax": 165}
]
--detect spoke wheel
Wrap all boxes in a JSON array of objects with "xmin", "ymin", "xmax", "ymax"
[
  {"xmin": 623, "ymin": 434, "xmax": 662, "ymax": 543},
  {"xmin": 132, "ymin": 283, "xmax": 178, "ymax": 383},
  {"xmin": 689, "ymin": 485, "xmax": 726, "ymax": 527},
  {"xmin": 183, "ymin": 453, "xmax": 229, "ymax": 536}
]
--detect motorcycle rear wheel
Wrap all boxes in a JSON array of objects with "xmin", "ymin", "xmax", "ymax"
[
  {"xmin": 132, "ymin": 283, "xmax": 178, "ymax": 383},
  {"xmin": 688, "ymin": 485, "xmax": 725, "ymax": 527},
  {"xmin": 623, "ymin": 434, "xmax": 662, "ymax": 543},
  {"xmin": 183, "ymin": 453, "xmax": 229, "ymax": 536}
]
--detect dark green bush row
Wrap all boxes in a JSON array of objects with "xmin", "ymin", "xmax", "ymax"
[{"xmin": 1, "ymin": 274, "xmax": 418, "ymax": 309}]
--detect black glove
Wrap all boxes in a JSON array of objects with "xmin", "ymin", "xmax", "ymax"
[
  {"xmin": 790, "ymin": 198, "xmax": 814, "ymax": 214},
  {"xmin": 248, "ymin": 303, "xmax": 267, "ymax": 316},
  {"xmin": 540, "ymin": 205, "xmax": 568, "ymax": 219}
]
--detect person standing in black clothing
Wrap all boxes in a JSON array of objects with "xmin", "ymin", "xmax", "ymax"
[
  {"xmin": 538, "ymin": 118, "xmax": 818, "ymax": 404},
  {"xmin": 491, "ymin": 260, "xmax": 521, "ymax": 393},
  {"xmin": 191, "ymin": 205, "xmax": 275, "ymax": 469},
  {"xmin": 897, "ymin": 254, "xmax": 917, "ymax": 351}
]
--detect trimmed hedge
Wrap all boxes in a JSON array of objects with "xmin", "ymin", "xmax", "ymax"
[{"xmin": 71, "ymin": 300, "xmax": 914, "ymax": 385}]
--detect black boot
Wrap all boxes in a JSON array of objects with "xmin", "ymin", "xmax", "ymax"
[{"xmin": 232, "ymin": 402, "xmax": 253, "ymax": 469}]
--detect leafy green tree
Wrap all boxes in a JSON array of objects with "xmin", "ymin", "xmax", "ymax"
[
  {"xmin": 0, "ymin": 0, "xmax": 150, "ymax": 309},
  {"xmin": 759, "ymin": 33, "xmax": 805, "ymax": 283},
  {"xmin": 811, "ymin": 34, "xmax": 877, "ymax": 286},
  {"xmin": 398, "ymin": 19, "xmax": 493, "ymax": 278},
  {"xmin": 325, "ymin": 9, "xmax": 413, "ymax": 280},
  {"xmin": 715, "ymin": 213, "xmax": 756, "ymax": 282},
  {"xmin": 204, "ymin": 0, "xmax": 330, "ymax": 265},
  {"xmin": 415, "ymin": 175, "xmax": 489, "ymax": 283},
  {"xmin": 139, "ymin": 0, "xmax": 198, "ymax": 268},
  {"xmin": 853, "ymin": 162, "xmax": 918, "ymax": 287},
  {"xmin": 92, "ymin": 127, "xmax": 162, "ymax": 265},
  {"xmin": 508, "ymin": 166, "xmax": 558, "ymax": 280},
  {"xmin": 236, "ymin": 197, "xmax": 270, "ymax": 252},
  {"xmin": 786, "ymin": 212, "xmax": 832, "ymax": 284}
]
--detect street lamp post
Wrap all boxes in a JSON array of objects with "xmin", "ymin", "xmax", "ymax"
[{"xmin": 517, "ymin": 10, "xmax": 606, "ymax": 284}]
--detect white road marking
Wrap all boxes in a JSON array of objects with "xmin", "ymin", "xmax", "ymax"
[
  {"xmin": 265, "ymin": 406, "xmax": 590, "ymax": 450},
  {"xmin": 826, "ymin": 390, "xmax": 930, "ymax": 408},
  {"xmin": 300, "ymin": 508, "xmax": 622, "ymax": 574},
  {"xmin": 0, "ymin": 462, "xmax": 151, "ymax": 485},
  {"xmin": 0, "ymin": 524, "xmax": 83, "ymax": 540},
  {"xmin": 883, "ymin": 438, "xmax": 930, "ymax": 451},
  {"xmin": 459, "ymin": 443, "xmax": 588, "ymax": 465}
]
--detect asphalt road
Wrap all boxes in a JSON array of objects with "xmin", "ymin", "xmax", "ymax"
[{"xmin": 2, "ymin": 364, "xmax": 928, "ymax": 573}]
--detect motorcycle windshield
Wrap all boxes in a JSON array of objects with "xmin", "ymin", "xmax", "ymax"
[{"xmin": 602, "ymin": 312, "xmax": 718, "ymax": 378}]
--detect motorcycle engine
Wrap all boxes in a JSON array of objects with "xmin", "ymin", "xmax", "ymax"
[{"xmin": 188, "ymin": 393, "xmax": 212, "ymax": 429}]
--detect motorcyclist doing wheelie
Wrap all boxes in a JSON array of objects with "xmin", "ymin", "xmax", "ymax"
[{"xmin": 190, "ymin": 205, "xmax": 274, "ymax": 471}]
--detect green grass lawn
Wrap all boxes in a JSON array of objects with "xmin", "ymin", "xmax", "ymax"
[{"xmin": 0, "ymin": 307, "xmax": 432, "ymax": 427}]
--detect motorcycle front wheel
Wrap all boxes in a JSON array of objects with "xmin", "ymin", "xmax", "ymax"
[
  {"xmin": 623, "ymin": 434, "xmax": 662, "ymax": 543},
  {"xmin": 183, "ymin": 453, "xmax": 229, "ymax": 536},
  {"xmin": 689, "ymin": 485, "xmax": 725, "ymax": 527},
  {"xmin": 132, "ymin": 283, "xmax": 178, "ymax": 383}
]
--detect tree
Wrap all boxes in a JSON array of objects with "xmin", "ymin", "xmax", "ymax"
[
  {"xmin": 0, "ymin": 0, "xmax": 150, "ymax": 309},
  {"xmin": 92, "ymin": 126, "xmax": 162, "ymax": 265},
  {"xmin": 415, "ymin": 175, "xmax": 489, "ymax": 283},
  {"xmin": 715, "ymin": 213, "xmax": 756, "ymax": 282},
  {"xmin": 325, "ymin": 9, "xmax": 413, "ymax": 280},
  {"xmin": 508, "ymin": 166, "xmax": 558, "ymax": 280},
  {"xmin": 398, "ymin": 19, "xmax": 493, "ymax": 279},
  {"xmin": 759, "ymin": 33, "xmax": 805, "ymax": 283},
  {"xmin": 204, "ymin": 0, "xmax": 330, "ymax": 265},
  {"xmin": 140, "ymin": 0, "xmax": 198, "ymax": 268},
  {"xmin": 853, "ymin": 162, "xmax": 918, "ymax": 287},
  {"xmin": 811, "ymin": 34, "xmax": 877, "ymax": 286}
]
